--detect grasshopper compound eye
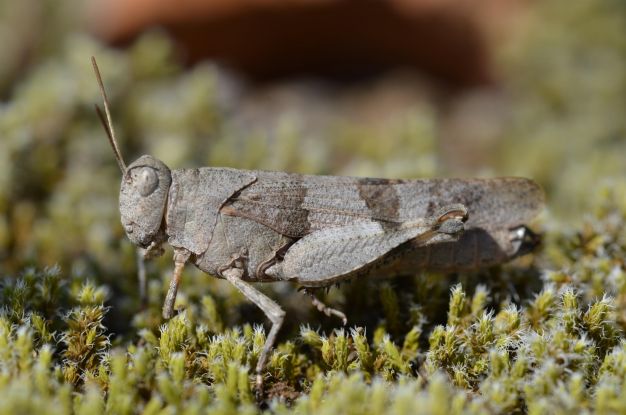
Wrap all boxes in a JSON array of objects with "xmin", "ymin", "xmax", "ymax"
[{"xmin": 132, "ymin": 167, "xmax": 159, "ymax": 197}]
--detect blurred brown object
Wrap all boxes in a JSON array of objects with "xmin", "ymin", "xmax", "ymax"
[{"xmin": 87, "ymin": 0, "xmax": 526, "ymax": 85}]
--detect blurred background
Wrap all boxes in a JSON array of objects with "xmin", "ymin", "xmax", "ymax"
[{"xmin": 0, "ymin": 0, "xmax": 625, "ymax": 325}]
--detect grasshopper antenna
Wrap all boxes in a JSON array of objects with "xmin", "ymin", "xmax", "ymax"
[{"xmin": 91, "ymin": 56, "xmax": 127, "ymax": 174}]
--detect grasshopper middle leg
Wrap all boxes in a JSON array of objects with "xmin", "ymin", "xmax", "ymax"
[
  {"xmin": 162, "ymin": 248, "xmax": 191, "ymax": 319},
  {"xmin": 221, "ymin": 267, "xmax": 285, "ymax": 398}
]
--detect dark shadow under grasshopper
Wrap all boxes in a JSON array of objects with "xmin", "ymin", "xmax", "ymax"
[{"xmin": 91, "ymin": 57, "xmax": 544, "ymax": 399}]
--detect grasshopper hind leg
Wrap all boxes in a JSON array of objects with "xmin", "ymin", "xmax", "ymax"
[
  {"xmin": 220, "ymin": 267, "xmax": 285, "ymax": 400},
  {"xmin": 299, "ymin": 287, "xmax": 347, "ymax": 325}
]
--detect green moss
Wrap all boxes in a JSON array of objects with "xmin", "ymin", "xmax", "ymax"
[{"xmin": 1, "ymin": 202, "xmax": 626, "ymax": 413}]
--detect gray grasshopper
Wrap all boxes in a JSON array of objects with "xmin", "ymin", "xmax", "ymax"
[{"xmin": 91, "ymin": 58, "xmax": 544, "ymax": 394}]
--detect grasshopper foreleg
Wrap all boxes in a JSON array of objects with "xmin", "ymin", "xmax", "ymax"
[
  {"xmin": 138, "ymin": 242, "xmax": 166, "ymax": 309},
  {"xmin": 137, "ymin": 249, "xmax": 147, "ymax": 308},
  {"xmin": 221, "ymin": 267, "xmax": 285, "ymax": 400}
]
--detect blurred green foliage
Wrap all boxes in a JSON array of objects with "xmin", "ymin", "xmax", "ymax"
[
  {"xmin": 0, "ymin": 0, "xmax": 625, "ymax": 412},
  {"xmin": 498, "ymin": 0, "xmax": 626, "ymax": 218}
]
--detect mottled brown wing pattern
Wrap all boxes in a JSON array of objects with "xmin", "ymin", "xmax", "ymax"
[
  {"xmin": 221, "ymin": 171, "xmax": 543, "ymax": 238},
  {"xmin": 222, "ymin": 174, "xmax": 407, "ymax": 237}
]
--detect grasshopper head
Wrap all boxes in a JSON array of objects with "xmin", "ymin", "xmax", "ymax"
[
  {"xmin": 119, "ymin": 155, "xmax": 171, "ymax": 248},
  {"xmin": 91, "ymin": 58, "xmax": 172, "ymax": 249}
]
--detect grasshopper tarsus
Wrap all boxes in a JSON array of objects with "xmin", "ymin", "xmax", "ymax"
[{"xmin": 301, "ymin": 287, "xmax": 348, "ymax": 325}]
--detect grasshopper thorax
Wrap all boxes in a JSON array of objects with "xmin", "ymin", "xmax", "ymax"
[{"xmin": 119, "ymin": 155, "xmax": 171, "ymax": 248}]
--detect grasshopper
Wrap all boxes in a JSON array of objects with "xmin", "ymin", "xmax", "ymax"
[{"xmin": 91, "ymin": 58, "xmax": 543, "ymax": 395}]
